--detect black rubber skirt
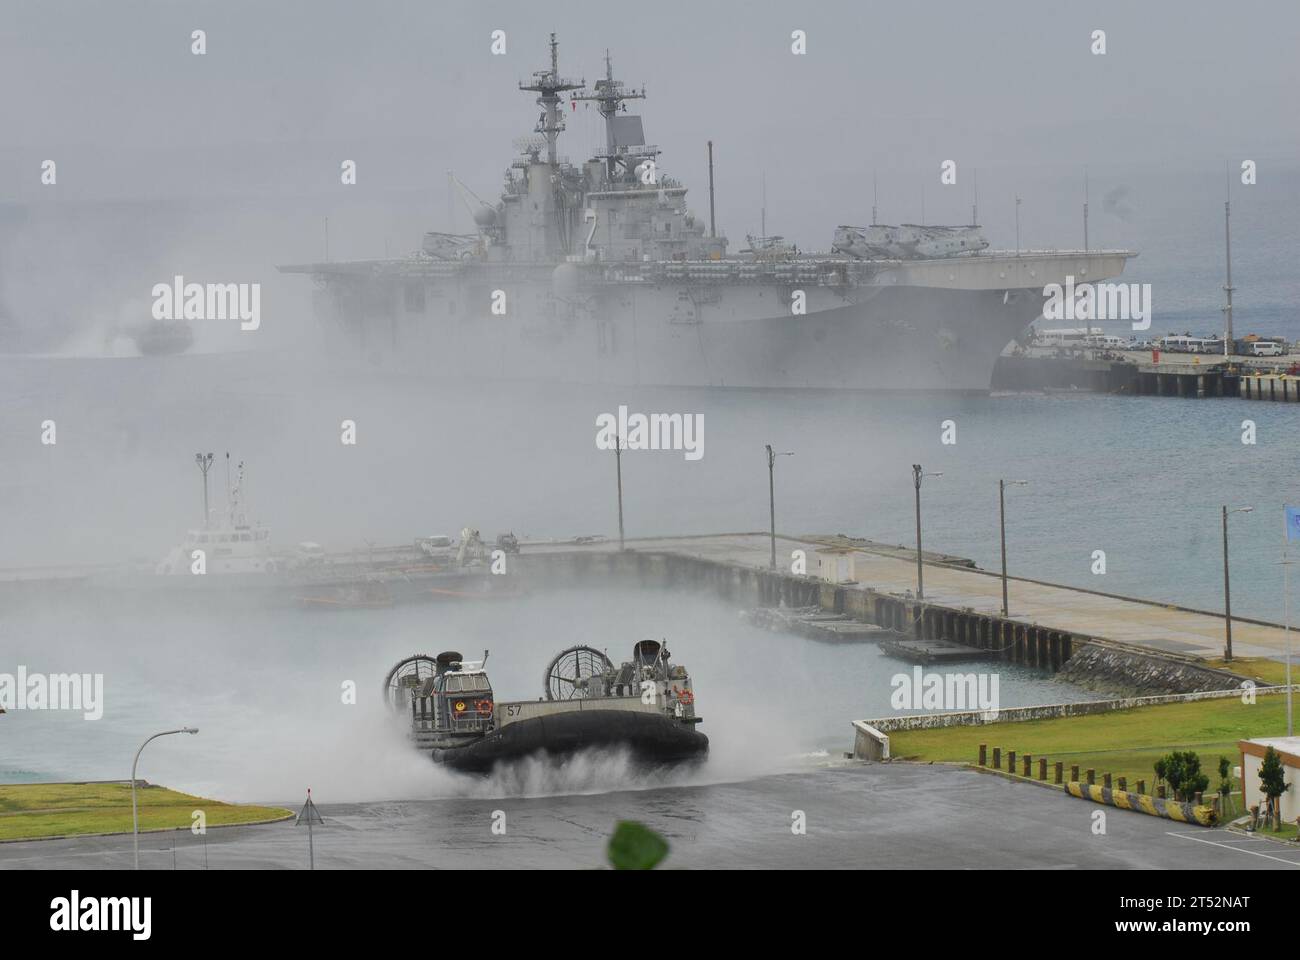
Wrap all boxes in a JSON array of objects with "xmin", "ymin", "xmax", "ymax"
[{"xmin": 431, "ymin": 710, "xmax": 709, "ymax": 774}]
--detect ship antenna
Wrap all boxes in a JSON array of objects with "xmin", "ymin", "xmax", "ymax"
[
  {"xmin": 1083, "ymin": 167, "xmax": 1089, "ymax": 252},
  {"xmin": 972, "ymin": 169, "xmax": 979, "ymax": 227},
  {"xmin": 572, "ymin": 48, "xmax": 645, "ymax": 181},
  {"xmin": 1014, "ymin": 193, "xmax": 1022, "ymax": 258},
  {"xmin": 872, "ymin": 172, "xmax": 878, "ymax": 226},
  {"xmin": 519, "ymin": 33, "xmax": 584, "ymax": 167},
  {"xmin": 707, "ymin": 141, "xmax": 716, "ymax": 238}
]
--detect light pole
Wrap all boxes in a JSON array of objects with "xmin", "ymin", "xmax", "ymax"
[
  {"xmin": 1281, "ymin": 557, "xmax": 1295, "ymax": 738},
  {"xmin": 766, "ymin": 445, "xmax": 793, "ymax": 569},
  {"xmin": 912, "ymin": 465, "xmax": 943, "ymax": 599},
  {"xmin": 999, "ymin": 479, "xmax": 1029, "ymax": 616},
  {"xmin": 1222, "ymin": 505, "xmax": 1253, "ymax": 662},
  {"xmin": 132, "ymin": 727, "xmax": 198, "ymax": 870}
]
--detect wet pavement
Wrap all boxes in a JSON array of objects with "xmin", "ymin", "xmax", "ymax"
[{"xmin": 5, "ymin": 764, "xmax": 1299, "ymax": 870}]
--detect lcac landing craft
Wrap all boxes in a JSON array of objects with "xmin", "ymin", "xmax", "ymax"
[{"xmin": 384, "ymin": 642, "xmax": 708, "ymax": 773}]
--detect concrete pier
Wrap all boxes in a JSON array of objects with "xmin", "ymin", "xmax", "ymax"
[
  {"xmin": 989, "ymin": 350, "xmax": 1300, "ymax": 400},
  {"xmin": 994, "ymin": 354, "xmax": 1238, "ymax": 397},
  {"xmin": 1240, "ymin": 373, "xmax": 1300, "ymax": 402},
  {"xmin": 519, "ymin": 532, "xmax": 1298, "ymax": 664}
]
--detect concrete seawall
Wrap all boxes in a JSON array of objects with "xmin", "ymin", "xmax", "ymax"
[
  {"xmin": 857, "ymin": 685, "xmax": 1290, "ymax": 736},
  {"xmin": 1054, "ymin": 642, "xmax": 1249, "ymax": 695},
  {"xmin": 515, "ymin": 546, "xmax": 1084, "ymax": 670}
]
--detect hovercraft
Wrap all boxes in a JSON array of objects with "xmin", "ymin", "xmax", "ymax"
[{"xmin": 384, "ymin": 642, "xmax": 708, "ymax": 773}]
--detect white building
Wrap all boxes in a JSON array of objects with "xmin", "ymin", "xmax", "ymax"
[
  {"xmin": 1237, "ymin": 736, "xmax": 1300, "ymax": 824},
  {"xmin": 816, "ymin": 548, "xmax": 857, "ymax": 584}
]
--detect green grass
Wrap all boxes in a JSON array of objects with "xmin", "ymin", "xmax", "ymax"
[
  {"xmin": 1267, "ymin": 821, "xmax": 1299, "ymax": 840},
  {"xmin": 1238, "ymin": 819, "xmax": 1299, "ymax": 841},
  {"xmin": 0, "ymin": 782, "xmax": 292, "ymax": 841},
  {"xmin": 889, "ymin": 695, "xmax": 1290, "ymax": 794}
]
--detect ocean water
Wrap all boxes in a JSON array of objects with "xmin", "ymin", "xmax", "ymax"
[{"xmin": 0, "ymin": 585, "xmax": 1098, "ymax": 799}]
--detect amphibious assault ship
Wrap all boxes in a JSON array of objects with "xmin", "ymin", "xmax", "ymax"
[
  {"xmin": 385, "ymin": 642, "xmax": 707, "ymax": 773},
  {"xmin": 281, "ymin": 35, "xmax": 1135, "ymax": 392}
]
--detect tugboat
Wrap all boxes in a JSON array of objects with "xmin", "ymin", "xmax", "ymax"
[
  {"xmin": 155, "ymin": 458, "xmax": 284, "ymax": 575},
  {"xmin": 384, "ymin": 642, "xmax": 708, "ymax": 773}
]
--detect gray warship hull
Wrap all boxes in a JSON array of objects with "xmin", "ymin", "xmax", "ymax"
[
  {"xmin": 290, "ymin": 249, "xmax": 1133, "ymax": 392},
  {"xmin": 281, "ymin": 35, "xmax": 1135, "ymax": 393}
]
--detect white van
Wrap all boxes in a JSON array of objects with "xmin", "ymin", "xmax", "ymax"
[
  {"xmin": 1084, "ymin": 334, "xmax": 1129, "ymax": 349},
  {"xmin": 1249, "ymin": 340, "xmax": 1285, "ymax": 357}
]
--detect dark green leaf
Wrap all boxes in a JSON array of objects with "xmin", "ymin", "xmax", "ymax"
[{"xmin": 607, "ymin": 820, "xmax": 669, "ymax": 870}]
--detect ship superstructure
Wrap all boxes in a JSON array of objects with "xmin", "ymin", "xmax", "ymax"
[
  {"xmin": 281, "ymin": 35, "xmax": 1135, "ymax": 391},
  {"xmin": 156, "ymin": 459, "xmax": 278, "ymax": 576}
]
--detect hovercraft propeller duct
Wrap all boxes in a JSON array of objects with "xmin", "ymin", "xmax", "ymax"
[{"xmin": 543, "ymin": 645, "xmax": 614, "ymax": 701}]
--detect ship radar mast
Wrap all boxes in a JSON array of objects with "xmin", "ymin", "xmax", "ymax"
[
  {"xmin": 573, "ymin": 50, "xmax": 648, "ymax": 180},
  {"xmin": 518, "ymin": 33, "xmax": 584, "ymax": 166}
]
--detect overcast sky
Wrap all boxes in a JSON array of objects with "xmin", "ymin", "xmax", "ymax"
[{"xmin": 4, "ymin": 1, "xmax": 1296, "ymax": 184}]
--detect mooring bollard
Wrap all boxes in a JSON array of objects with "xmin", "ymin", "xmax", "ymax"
[
  {"xmin": 1039, "ymin": 758, "xmax": 1048, "ymax": 781},
  {"xmin": 1086, "ymin": 768, "xmax": 1095, "ymax": 785},
  {"xmin": 992, "ymin": 747, "xmax": 1001, "ymax": 770},
  {"xmin": 978, "ymin": 744, "xmax": 987, "ymax": 766},
  {"xmin": 1054, "ymin": 761, "xmax": 1063, "ymax": 784},
  {"xmin": 1103, "ymin": 773, "xmax": 1112, "ymax": 790},
  {"xmin": 1007, "ymin": 750, "xmax": 1017, "ymax": 774},
  {"xmin": 1137, "ymin": 779, "xmax": 1146, "ymax": 795},
  {"xmin": 1117, "ymin": 776, "xmax": 1127, "ymax": 792},
  {"xmin": 1070, "ymin": 764, "xmax": 1079, "ymax": 783},
  {"xmin": 1022, "ymin": 754, "xmax": 1032, "ymax": 777}
]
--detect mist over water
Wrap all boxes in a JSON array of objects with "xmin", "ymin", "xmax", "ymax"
[
  {"xmin": 4, "ymin": 358, "xmax": 1299, "ymax": 619},
  {"xmin": 2, "ymin": 584, "xmax": 1093, "ymax": 801}
]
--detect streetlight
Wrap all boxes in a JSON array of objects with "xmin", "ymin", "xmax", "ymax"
[
  {"xmin": 1222, "ymin": 505, "xmax": 1253, "ymax": 662},
  {"xmin": 132, "ymin": 727, "xmax": 198, "ymax": 870},
  {"xmin": 912, "ymin": 464, "xmax": 943, "ymax": 599},
  {"xmin": 766, "ymin": 445, "xmax": 793, "ymax": 569},
  {"xmin": 999, "ymin": 479, "xmax": 1029, "ymax": 616},
  {"xmin": 1279, "ymin": 557, "xmax": 1295, "ymax": 738},
  {"xmin": 194, "ymin": 453, "xmax": 214, "ymax": 528}
]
